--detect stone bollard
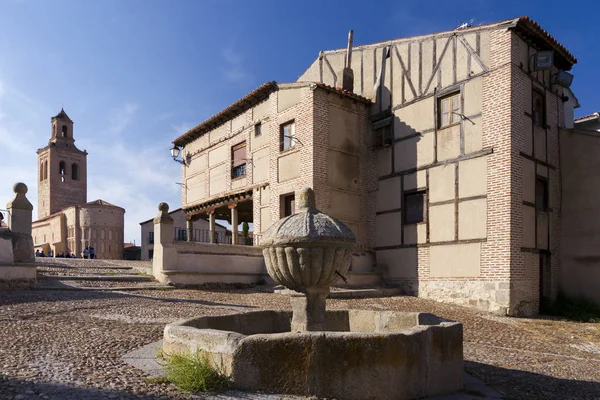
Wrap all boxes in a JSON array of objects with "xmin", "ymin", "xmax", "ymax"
[
  {"xmin": 5, "ymin": 183, "xmax": 34, "ymax": 262},
  {"xmin": 153, "ymin": 202, "xmax": 174, "ymax": 245},
  {"xmin": 152, "ymin": 202, "xmax": 175, "ymax": 283},
  {"xmin": 6, "ymin": 182, "xmax": 33, "ymax": 235}
]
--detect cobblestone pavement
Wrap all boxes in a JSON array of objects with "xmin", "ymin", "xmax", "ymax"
[{"xmin": 1, "ymin": 267, "xmax": 599, "ymax": 399}]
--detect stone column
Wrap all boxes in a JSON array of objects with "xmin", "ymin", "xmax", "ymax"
[
  {"xmin": 186, "ymin": 218, "xmax": 193, "ymax": 242},
  {"xmin": 152, "ymin": 202, "xmax": 175, "ymax": 283},
  {"xmin": 230, "ymin": 204, "xmax": 238, "ymax": 245},
  {"xmin": 6, "ymin": 182, "xmax": 34, "ymax": 262},
  {"xmin": 6, "ymin": 183, "xmax": 33, "ymax": 235},
  {"xmin": 290, "ymin": 287, "xmax": 330, "ymax": 332},
  {"xmin": 154, "ymin": 203, "xmax": 174, "ymax": 245},
  {"xmin": 208, "ymin": 211, "xmax": 216, "ymax": 244}
]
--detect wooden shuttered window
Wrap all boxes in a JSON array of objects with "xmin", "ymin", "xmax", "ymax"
[{"xmin": 231, "ymin": 141, "xmax": 247, "ymax": 178}]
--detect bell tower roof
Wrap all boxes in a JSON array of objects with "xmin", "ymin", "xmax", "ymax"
[{"xmin": 52, "ymin": 108, "xmax": 72, "ymax": 122}]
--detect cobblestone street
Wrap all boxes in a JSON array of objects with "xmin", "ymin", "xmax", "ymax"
[{"xmin": 1, "ymin": 260, "xmax": 599, "ymax": 399}]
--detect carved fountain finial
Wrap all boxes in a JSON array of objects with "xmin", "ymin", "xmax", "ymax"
[{"xmin": 297, "ymin": 187, "xmax": 316, "ymax": 210}]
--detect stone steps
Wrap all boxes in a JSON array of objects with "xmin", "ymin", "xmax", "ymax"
[
  {"xmin": 37, "ymin": 274, "xmax": 153, "ymax": 282},
  {"xmin": 32, "ymin": 281, "xmax": 173, "ymax": 291}
]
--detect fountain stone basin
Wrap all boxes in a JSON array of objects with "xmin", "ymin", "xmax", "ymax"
[
  {"xmin": 162, "ymin": 188, "xmax": 463, "ymax": 399},
  {"xmin": 162, "ymin": 309, "xmax": 463, "ymax": 400}
]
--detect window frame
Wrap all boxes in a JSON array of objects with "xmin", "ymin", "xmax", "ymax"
[
  {"xmin": 403, "ymin": 190, "xmax": 427, "ymax": 225},
  {"xmin": 535, "ymin": 176, "xmax": 549, "ymax": 212},
  {"xmin": 437, "ymin": 91, "xmax": 461, "ymax": 129},
  {"xmin": 280, "ymin": 120, "xmax": 296, "ymax": 152},
  {"xmin": 281, "ymin": 193, "xmax": 296, "ymax": 218},
  {"xmin": 532, "ymin": 90, "xmax": 546, "ymax": 128},
  {"xmin": 148, "ymin": 231, "xmax": 154, "ymax": 244},
  {"xmin": 255, "ymin": 122, "xmax": 262, "ymax": 137},
  {"xmin": 231, "ymin": 141, "xmax": 247, "ymax": 179}
]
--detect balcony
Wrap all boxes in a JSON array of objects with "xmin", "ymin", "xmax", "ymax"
[{"xmin": 231, "ymin": 164, "xmax": 246, "ymax": 179}]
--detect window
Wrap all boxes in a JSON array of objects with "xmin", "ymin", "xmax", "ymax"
[
  {"xmin": 61, "ymin": 125, "xmax": 68, "ymax": 137},
  {"xmin": 39, "ymin": 162, "xmax": 43, "ymax": 182},
  {"xmin": 231, "ymin": 141, "xmax": 247, "ymax": 179},
  {"xmin": 100, "ymin": 229, "xmax": 105, "ymax": 240},
  {"xmin": 148, "ymin": 250, "xmax": 154, "ymax": 260},
  {"xmin": 533, "ymin": 91, "xmax": 546, "ymax": 128},
  {"xmin": 108, "ymin": 230, "xmax": 113, "ymax": 240},
  {"xmin": 280, "ymin": 121, "xmax": 295, "ymax": 151},
  {"xmin": 404, "ymin": 191, "xmax": 426, "ymax": 224},
  {"xmin": 535, "ymin": 177, "xmax": 549, "ymax": 212},
  {"xmin": 59, "ymin": 161, "xmax": 66, "ymax": 182},
  {"xmin": 44, "ymin": 160, "xmax": 48, "ymax": 180},
  {"xmin": 281, "ymin": 193, "xmax": 295, "ymax": 218},
  {"xmin": 71, "ymin": 163, "xmax": 79, "ymax": 180},
  {"xmin": 148, "ymin": 231, "xmax": 154, "ymax": 244},
  {"xmin": 176, "ymin": 228, "xmax": 187, "ymax": 241},
  {"xmin": 255, "ymin": 122, "xmax": 262, "ymax": 136},
  {"xmin": 438, "ymin": 92, "xmax": 460, "ymax": 128}
]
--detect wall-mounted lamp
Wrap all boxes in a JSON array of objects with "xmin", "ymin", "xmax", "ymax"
[
  {"xmin": 531, "ymin": 50, "xmax": 554, "ymax": 71},
  {"xmin": 552, "ymin": 70, "xmax": 574, "ymax": 89},
  {"xmin": 170, "ymin": 145, "xmax": 190, "ymax": 165}
]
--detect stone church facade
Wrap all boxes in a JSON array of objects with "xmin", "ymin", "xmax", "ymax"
[{"xmin": 31, "ymin": 109, "xmax": 125, "ymax": 259}]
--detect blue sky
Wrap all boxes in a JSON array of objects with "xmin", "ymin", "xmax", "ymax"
[{"xmin": 0, "ymin": 0, "xmax": 596, "ymax": 244}]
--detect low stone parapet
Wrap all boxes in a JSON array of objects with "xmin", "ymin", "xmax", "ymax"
[
  {"xmin": 163, "ymin": 310, "xmax": 463, "ymax": 400},
  {"xmin": 156, "ymin": 241, "xmax": 268, "ymax": 286}
]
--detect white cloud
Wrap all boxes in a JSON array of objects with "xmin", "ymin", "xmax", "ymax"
[
  {"xmin": 221, "ymin": 44, "xmax": 252, "ymax": 82},
  {"xmin": 108, "ymin": 102, "xmax": 139, "ymax": 135}
]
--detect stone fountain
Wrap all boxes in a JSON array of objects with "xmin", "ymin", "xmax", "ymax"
[
  {"xmin": 262, "ymin": 188, "xmax": 355, "ymax": 332},
  {"xmin": 163, "ymin": 188, "xmax": 463, "ymax": 399}
]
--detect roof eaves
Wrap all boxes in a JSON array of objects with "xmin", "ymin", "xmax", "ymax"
[
  {"xmin": 173, "ymin": 81, "xmax": 278, "ymax": 147},
  {"xmin": 574, "ymin": 112, "xmax": 600, "ymax": 123},
  {"xmin": 510, "ymin": 16, "xmax": 577, "ymax": 68}
]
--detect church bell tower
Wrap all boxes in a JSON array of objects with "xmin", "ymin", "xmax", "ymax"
[{"xmin": 36, "ymin": 109, "xmax": 88, "ymax": 219}]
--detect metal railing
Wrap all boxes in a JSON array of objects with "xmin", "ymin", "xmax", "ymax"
[
  {"xmin": 179, "ymin": 228, "xmax": 261, "ymax": 246},
  {"xmin": 231, "ymin": 164, "xmax": 247, "ymax": 179}
]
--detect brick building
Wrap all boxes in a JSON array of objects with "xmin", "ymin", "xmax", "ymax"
[
  {"xmin": 32, "ymin": 109, "xmax": 126, "ymax": 259},
  {"xmin": 171, "ymin": 17, "xmax": 581, "ymax": 315}
]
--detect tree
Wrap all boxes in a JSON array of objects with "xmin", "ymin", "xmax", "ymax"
[{"xmin": 242, "ymin": 221, "xmax": 249, "ymax": 244}]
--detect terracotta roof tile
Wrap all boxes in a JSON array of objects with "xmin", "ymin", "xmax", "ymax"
[
  {"xmin": 173, "ymin": 82, "xmax": 278, "ymax": 147},
  {"xmin": 513, "ymin": 16, "xmax": 577, "ymax": 66},
  {"xmin": 574, "ymin": 112, "xmax": 600, "ymax": 122},
  {"xmin": 313, "ymin": 82, "xmax": 371, "ymax": 104}
]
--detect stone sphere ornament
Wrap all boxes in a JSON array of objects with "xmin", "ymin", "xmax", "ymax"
[{"xmin": 261, "ymin": 187, "xmax": 356, "ymax": 331}]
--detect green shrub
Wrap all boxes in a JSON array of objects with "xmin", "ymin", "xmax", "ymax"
[{"xmin": 162, "ymin": 351, "xmax": 230, "ymax": 393}]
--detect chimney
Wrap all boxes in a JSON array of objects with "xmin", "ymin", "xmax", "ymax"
[{"xmin": 342, "ymin": 30, "xmax": 354, "ymax": 92}]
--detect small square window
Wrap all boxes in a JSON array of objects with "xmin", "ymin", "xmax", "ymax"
[
  {"xmin": 280, "ymin": 121, "xmax": 295, "ymax": 151},
  {"xmin": 438, "ymin": 92, "xmax": 460, "ymax": 129},
  {"xmin": 404, "ymin": 191, "xmax": 426, "ymax": 225},
  {"xmin": 255, "ymin": 122, "xmax": 262, "ymax": 136}
]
